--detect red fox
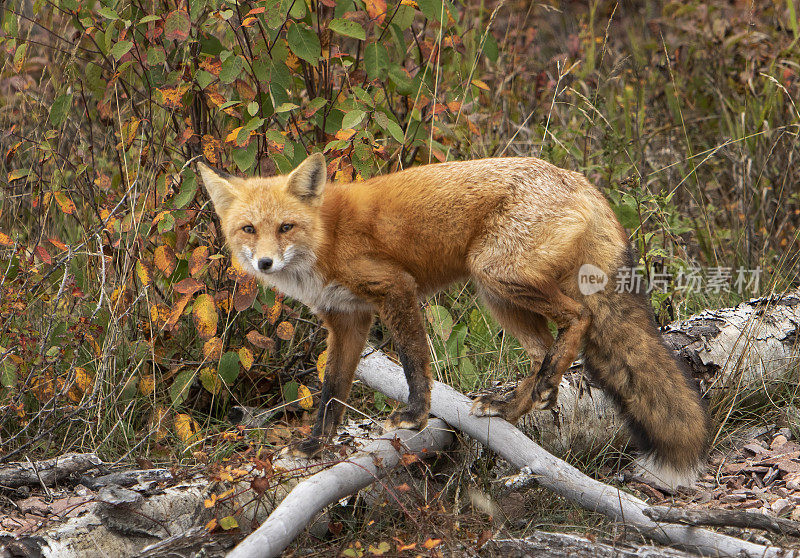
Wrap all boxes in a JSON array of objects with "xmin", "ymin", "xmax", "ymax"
[{"xmin": 197, "ymin": 154, "xmax": 709, "ymax": 489}]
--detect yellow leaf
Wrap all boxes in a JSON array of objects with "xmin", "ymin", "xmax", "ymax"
[
  {"xmin": 422, "ymin": 538, "xmax": 442, "ymax": 549},
  {"xmin": 317, "ymin": 350, "xmax": 327, "ymax": 381},
  {"xmin": 53, "ymin": 191, "xmax": 77, "ymax": 214},
  {"xmin": 205, "ymin": 518, "xmax": 218, "ymax": 531},
  {"xmin": 174, "ymin": 413, "xmax": 200, "ymax": 443},
  {"xmin": 189, "ymin": 245, "xmax": 210, "ymax": 276},
  {"xmin": 150, "ymin": 303, "xmax": 169, "ymax": 327},
  {"xmin": 193, "ymin": 294, "xmax": 218, "ymax": 340},
  {"xmin": 139, "ymin": 374, "xmax": 155, "ymax": 395},
  {"xmin": 136, "ymin": 260, "xmax": 152, "ymax": 286},
  {"xmin": 276, "ymin": 320, "xmax": 294, "ymax": 341},
  {"xmin": 203, "ymin": 337, "xmax": 223, "ymax": 361},
  {"xmin": 297, "ymin": 384, "xmax": 313, "ymax": 410},
  {"xmin": 471, "ymin": 79, "xmax": 490, "ymax": 91},
  {"xmin": 154, "ymin": 245, "xmax": 177, "ymax": 275},
  {"xmin": 266, "ymin": 301, "xmax": 282, "ymax": 324},
  {"xmin": 238, "ymin": 346, "xmax": 254, "ymax": 371},
  {"xmin": 400, "ymin": 0, "xmax": 417, "ymax": 6},
  {"xmin": 0, "ymin": 232, "xmax": 13, "ymax": 246},
  {"xmin": 225, "ymin": 127, "xmax": 243, "ymax": 143}
]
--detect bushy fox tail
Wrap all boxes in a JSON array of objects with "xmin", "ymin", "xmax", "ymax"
[{"xmin": 582, "ymin": 250, "xmax": 709, "ymax": 490}]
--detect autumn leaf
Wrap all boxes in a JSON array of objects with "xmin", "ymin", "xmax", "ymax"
[
  {"xmin": 164, "ymin": 9, "xmax": 190, "ymax": 41},
  {"xmin": 157, "ymin": 83, "xmax": 191, "ymax": 109},
  {"xmin": 136, "ymin": 259, "xmax": 152, "ymax": 286},
  {"xmin": 0, "ymin": 232, "xmax": 12, "ymax": 246},
  {"xmin": 174, "ymin": 413, "xmax": 200, "ymax": 443},
  {"xmin": 199, "ymin": 367, "xmax": 222, "ymax": 394},
  {"xmin": 471, "ymin": 78, "xmax": 490, "ymax": 90},
  {"xmin": 154, "ymin": 244, "xmax": 177, "ymax": 275},
  {"xmin": 189, "ymin": 245, "xmax": 209, "ymax": 276},
  {"xmin": 234, "ymin": 277, "xmax": 258, "ymax": 312},
  {"xmin": 365, "ymin": 0, "xmax": 387, "ymax": 24},
  {"xmin": 316, "ymin": 350, "xmax": 327, "ymax": 381},
  {"xmin": 401, "ymin": 453, "xmax": 419, "ymax": 466},
  {"xmin": 193, "ymin": 293, "xmax": 218, "ymax": 340},
  {"xmin": 139, "ymin": 374, "xmax": 155, "ymax": 395},
  {"xmin": 202, "ymin": 135, "xmax": 222, "ymax": 165},
  {"xmin": 246, "ymin": 330, "xmax": 275, "ymax": 351},
  {"xmin": 238, "ymin": 346, "xmax": 254, "ymax": 370},
  {"xmin": 422, "ymin": 538, "xmax": 442, "ymax": 549},
  {"xmin": 297, "ymin": 384, "xmax": 313, "ymax": 410},
  {"xmin": 266, "ymin": 301, "xmax": 282, "ymax": 324},
  {"xmin": 174, "ymin": 277, "xmax": 204, "ymax": 295},
  {"xmin": 203, "ymin": 337, "xmax": 223, "ymax": 361},
  {"xmin": 53, "ymin": 191, "xmax": 76, "ymax": 214},
  {"xmin": 150, "ymin": 303, "xmax": 170, "ymax": 327},
  {"xmin": 276, "ymin": 321, "xmax": 294, "ymax": 341},
  {"xmin": 166, "ymin": 292, "xmax": 192, "ymax": 330}
]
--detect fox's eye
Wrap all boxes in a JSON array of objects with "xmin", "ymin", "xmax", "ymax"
[
  {"xmin": 242, "ymin": 225, "xmax": 255, "ymax": 234},
  {"xmin": 279, "ymin": 223, "xmax": 294, "ymax": 233}
]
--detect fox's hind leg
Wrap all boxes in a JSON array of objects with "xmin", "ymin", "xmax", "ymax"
[
  {"xmin": 470, "ymin": 298, "xmax": 554, "ymax": 422},
  {"xmin": 471, "ymin": 273, "xmax": 591, "ymax": 420}
]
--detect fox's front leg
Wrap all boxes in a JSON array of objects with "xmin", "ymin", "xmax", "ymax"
[
  {"xmin": 295, "ymin": 310, "xmax": 373, "ymax": 457},
  {"xmin": 376, "ymin": 280, "xmax": 432, "ymax": 431}
]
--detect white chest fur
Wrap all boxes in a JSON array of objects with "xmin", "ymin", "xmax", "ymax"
[{"xmin": 266, "ymin": 268, "xmax": 372, "ymax": 314}]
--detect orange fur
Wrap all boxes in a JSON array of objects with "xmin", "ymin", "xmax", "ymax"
[{"xmin": 197, "ymin": 155, "xmax": 708, "ymax": 488}]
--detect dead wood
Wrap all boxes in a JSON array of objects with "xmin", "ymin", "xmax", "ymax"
[
  {"xmin": 0, "ymin": 453, "xmax": 102, "ymax": 489},
  {"xmin": 644, "ymin": 505, "xmax": 800, "ymax": 537}
]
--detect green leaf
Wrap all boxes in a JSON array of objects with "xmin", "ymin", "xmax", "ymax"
[
  {"xmin": 426, "ymin": 305, "xmax": 453, "ymax": 340},
  {"xmin": 195, "ymin": 69, "xmax": 214, "ymax": 89},
  {"xmin": 110, "ymin": 40, "xmax": 133, "ymax": 61},
  {"xmin": 247, "ymin": 101, "xmax": 259, "ymax": 116},
  {"xmin": 98, "ymin": 6, "xmax": 120, "ymax": 19},
  {"xmin": 329, "ymin": 18, "xmax": 366, "ymax": 40},
  {"xmin": 164, "ymin": 9, "xmax": 191, "ymax": 41},
  {"xmin": 287, "ymin": 23, "xmax": 321, "ymax": 65},
  {"xmin": 49, "ymin": 93, "xmax": 73, "ymax": 127},
  {"xmin": 282, "ymin": 380, "xmax": 298, "ymax": 404},
  {"xmin": 233, "ymin": 141, "xmax": 258, "ymax": 172},
  {"xmin": 219, "ymin": 516, "xmax": 239, "ymax": 530},
  {"xmin": 274, "ymin": 102, "xmax": 299, "ymax": 113},
  {"xmin": 218, "ymin": 351, "xmax": 240, "ymax": 384},
  {"xmin": 341, "ymin": 109, "xmax": 366, "ymax": 130},
  {"xmin": 172, "ymin": 175, "xmax": 197, "ymax": 209},
  {"xmin": 418, "ymin": 0, "xmax": 444, "ymax": 21},
  {"xmin": 138, "ymin": 15, "xmax": 161, "ymax": 24},
  {"xmin": 170, "ymin": 369, "xmax": 196, "ymax": 406},
  {"xmin": 374, "ymin": 112, "xmax": 404, "ymax": 142},
  {"xmin": 147, "ymin": 46, "xmax": 166, "ymax": 66},
  {"xmin": 219, "ymin": 55, "xmax": 244, "ymax": 84},
  {"xmin": 364, "ymin": 42, "xmax": 389, "ymax": 80}
]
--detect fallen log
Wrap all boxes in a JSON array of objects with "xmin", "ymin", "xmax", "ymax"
[
  {"xmin": 524, "ymin": 292, "xmax": 800, "ymax": 458},
  {"xmin": 228, "ymin": 419, "xmax": 454, "ymax": 558},
  {"xmin": 0, "ymin": 453, "xmax": 102, "ymax": 489},
  {"xmin": 485, "ymin": 532, "xmax": 698, "ymax": 557},
  {"xmin": 352, "ymin": 349, "xmax": 797, "ymax": 558},
  {"xmin": 644, "ymin": 505, "xmax": 800, "ymax": 537}
]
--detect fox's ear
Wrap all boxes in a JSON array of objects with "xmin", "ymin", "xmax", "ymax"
[
  {"xmin": 196, "ymin": 162, "xmax": 238, "ymax": 213},
  {"xmin": 286, "ymin": 153, "xmax": 326, "ymax": 203}
]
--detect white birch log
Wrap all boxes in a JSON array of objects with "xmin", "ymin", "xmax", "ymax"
[
  {"xmin": 353, "ymin": 349, "xmax": 797, "ymax": 558},
  {"xmin": 523, "ymin": 292, "xmax": 800, "ymax": 457},
  {"xmin": 227, "ymin": 418, "xmax": 454, "ymax": 558}
]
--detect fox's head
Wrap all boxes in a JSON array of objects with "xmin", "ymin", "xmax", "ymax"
[{"xmin": 196, "ymin": 153, "xmax": 327, "ymax": 279}]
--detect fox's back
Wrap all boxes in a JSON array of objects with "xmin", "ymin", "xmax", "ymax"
[{"xmin": 320, "ymin": 157, "xmax": 617, "ymax": 291}]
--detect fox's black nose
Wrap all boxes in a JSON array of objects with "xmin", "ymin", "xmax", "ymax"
[{"xmin": 258, "ymin": 257, "xmax": 273, "ymax": 271}]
